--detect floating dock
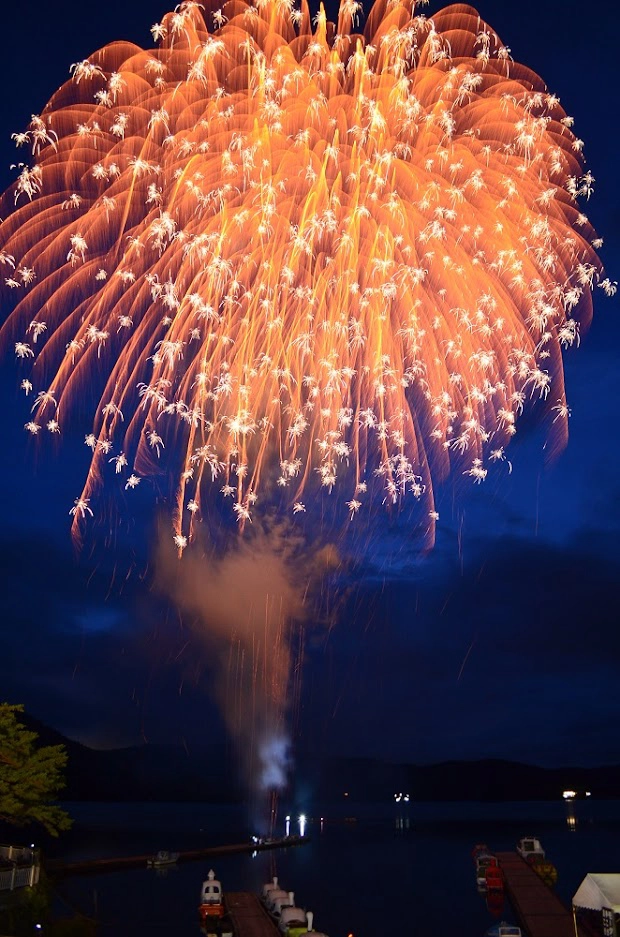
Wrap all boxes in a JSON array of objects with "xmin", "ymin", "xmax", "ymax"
[
  {"xmin": 497, "ymin": 852, "xmax": 595, "ymax": 937},
  {"xmin": 46, "ymin": 836, "xmax": 307, "ymax": 876},
  {"xmin": 226, "ymin": 893, "xmax": 280, "ymax": 937}
]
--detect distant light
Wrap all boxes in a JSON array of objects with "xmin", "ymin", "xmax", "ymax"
[
  {"xmin": 586, "ymin": 791, "xmax": 592, "ymax": 797},
  {"xmin": 562, "ymin": 790, "xmax": 577, "ymax": 800},
  {"xmin": 344, "ymin": 792, "xmax": 349, "ymax": 797},
  {"xmin": 285, "ymin": 815, "xmax": 290, "ymax": 821}
]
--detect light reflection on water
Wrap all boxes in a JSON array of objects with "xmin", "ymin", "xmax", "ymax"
[{"xmin": 48, "ymin": 799, "xmax": 620, "ymax": 937}]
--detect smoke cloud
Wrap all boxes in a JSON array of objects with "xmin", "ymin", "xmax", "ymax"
[{"xmin": 155, "ymin": 522, "xmax": 335, "ymax": 795}]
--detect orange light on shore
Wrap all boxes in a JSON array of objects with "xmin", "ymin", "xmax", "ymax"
[{"xmin": 0, "ymin": 0, "xmax": 609, "ymax": 549}]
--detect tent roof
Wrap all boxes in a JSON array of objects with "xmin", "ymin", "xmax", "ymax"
[{"xmin": 573, "ymin": 874, "xmax": 620, "ymax": 913}]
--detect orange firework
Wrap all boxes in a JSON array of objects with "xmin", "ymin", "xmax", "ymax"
[{"xmin": 0, "ymin": 0, "xmax": 609, "ymax": 549}]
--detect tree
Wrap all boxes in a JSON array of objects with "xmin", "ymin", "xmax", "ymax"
[{"xmin": 0, "ymin": 703, "xmax": 72, "ymax": 837}]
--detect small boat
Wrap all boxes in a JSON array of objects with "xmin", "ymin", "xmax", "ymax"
[
  {"xmin": 516, "ymin": 837, "xmax": 545, "ymax": 863},
  {"xmin": 146, "ymin": 850, "xmax": 179, "ymax": 868},
  {"xmin": 532, "ymin": 859, "xmax": 558, "ymax": 886},
  {"xmin": 485, "ymin": 923, "xmax": 522, "ymax": 937},
  {"xmin": 476, "ymin": 853, "xmax": 499, "ymax": 889},
  {"xmin": 472, "ymin": 843, "xmax": 491, "ymax": 861},
  {"xmin": 262, "ymin": 877, "xmax": 283, "ymax": 903},
  {"xmin": 279, "ymin": 905, "xmax": 310, "ymax": 935},
  {"xmin": 199, "ymin": 869, "xmax": 225, "ymax": 921},
  {"xmin": 280, "ymin": 910, "xmax": 329, "ymax": 937},
  {"xmin": 485, "ymin": 865, "xmax": 504, "ymax": 892},
  {"xmin": 200, "ymin": 919, "xmax": 234, "ymax": 937},
  {"xmin": 486, "ymin": 889, "xmax": 505, "ymax": 917},
  {"xmin": 270, "ymin": 891, "xmax": 296, "ymax": 919}
]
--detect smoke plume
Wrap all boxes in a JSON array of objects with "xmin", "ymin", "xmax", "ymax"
[{"xmin": 155, "ymin": 522, "xmax": 330, "ymax": 794}]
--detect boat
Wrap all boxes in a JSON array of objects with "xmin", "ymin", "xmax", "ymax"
[
  {"xmin": 516, "ymin": 836, "xmax": 545, "ymax": 863},
  {"xmin": 485, "ymin": 923, "xmax": 522, "ymax": 937},
  {"xmin": 262, "ymin": 877, "xmax": 283, "ymax": 903},
  {"xmin": 200, "ymin": 918, "xmax": 234, "ymax": 937},
  {"xmin": 486, "ymin": 888, "xmax": 505, "ymax": 918},
  {"xmin": 262, "ymin": 882, "xmax": 330, "ymax": 937},
  {"xmin": 270, "ymin": 891, "xmax": 296, "ymax": 919},
  {"xmin": 279, "ymin": 905, "xmax": 311, "ymax": 935},
  {"xmin": 280, "ymin": 910, "xmax": 329, "ymax": 937},
  {"xmin": 476, "ymin": 853, "xmax": 499, "ymax": 889},
  {"xmin": 532, "ymin": 859, "xmax": 558, "ymax": 886},
  {"xmin": 472, "ymin": 843, "xmax": 491, "ymax": 861},
  {"xmin": 485, "ymin": 864, "xmax": 504, "ymax": 892},
  {"xmin": 199, "ymin": 869, "xmax": 225, "ymax": 921},
  {"xmin": 146, "ymin": 850, "xmax": 179, "ymax": 868}
]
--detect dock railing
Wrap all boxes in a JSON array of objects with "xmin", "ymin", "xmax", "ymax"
[{"xmin": 0, "ymin": 844, "xmax": 41, "ymax": 892}]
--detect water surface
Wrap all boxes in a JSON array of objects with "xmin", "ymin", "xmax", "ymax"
[{"xmin": 47, "ymin": 799, "xmax": 620, "ymax": 936}]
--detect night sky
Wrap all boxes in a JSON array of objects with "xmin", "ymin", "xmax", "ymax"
[{"xmin": 0, "ymin": 0, "xmax": 618, "ymax": 773}]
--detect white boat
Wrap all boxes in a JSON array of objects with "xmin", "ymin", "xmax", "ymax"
[
  {"xmin": 516, "ymin": 837, "xmax": 545, "ymax": 862},
  {"xmin": 270, "ymin": 891, "xmax": 296, "ymax": 918},
  {"xmin": 279, "ymin": 905, "xmax": 309, "ymax": 935},
  {"xmin": 146, "ymin": 850, "xmax": 179, "ymax": 868},
  {"xmin": 262, "ymin": 877, "xmax": 282, "ymax": 902}
]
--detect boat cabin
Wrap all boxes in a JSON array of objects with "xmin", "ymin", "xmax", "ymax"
[
  {"xmin": 199, "ymin": 870, "xmax": 225, "ymax": 919},
  {"xmin": 516, "ymin": 837, "xmax": 545, "ymax": 861}
]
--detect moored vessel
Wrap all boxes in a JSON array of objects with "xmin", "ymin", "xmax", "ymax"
[{"xmin": 199, "ymin": 869, "xmax": 225, "ymax": 921}]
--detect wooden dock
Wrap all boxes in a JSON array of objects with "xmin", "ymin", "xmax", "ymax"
[
  {"xmin": 226, "ymin": 893, "xmax": 279, "ymax": 937},
  {"xmin": 46, "ymin": 836, "xmax": 307, "ymax": 876},
  {"xmin": 497, "ymin": 852, "xmax": 593, "ymax": 937}
]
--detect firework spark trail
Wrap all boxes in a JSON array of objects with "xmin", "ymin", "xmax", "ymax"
[{"xmin": 0, "ymin": 0, "xmax": 610, "ymax": 549}]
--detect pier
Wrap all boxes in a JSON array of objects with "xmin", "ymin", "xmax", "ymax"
[
  {"xmin": 226, "ymin": 893, "xmax": 280, "ymax": 937},
  {"xmin": 46, "ymin": 836, "xmax": 307, "ymax": 876},
  {"xmin": 497, "ymin": 852, "xmax": 595, "ymax": 937}
]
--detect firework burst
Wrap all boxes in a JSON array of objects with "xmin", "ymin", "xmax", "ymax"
[{"xmin": 1, "ymin": 0, "xmax": 608, "ymax": 550}]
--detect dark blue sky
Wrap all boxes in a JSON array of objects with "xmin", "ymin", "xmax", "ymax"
[{"xmin": 0, "ymin": 0, "xmax": 618, "ymax": 771}]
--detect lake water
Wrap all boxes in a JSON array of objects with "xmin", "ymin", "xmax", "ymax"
[{"xmin": 45, "ymin": 799, "xmax": 620, "ymax": 936}]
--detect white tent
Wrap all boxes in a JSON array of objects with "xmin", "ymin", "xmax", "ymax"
[{"xmin": 573, "ymin": 874, "xmax": 620, "ymax": 913}]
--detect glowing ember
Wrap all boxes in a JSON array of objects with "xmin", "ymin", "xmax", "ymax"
[{"xmin": 1, "ymin": 0, "xmax": 610, "ymax": 548}]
